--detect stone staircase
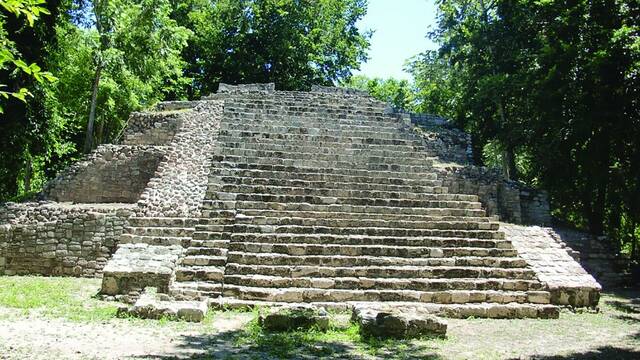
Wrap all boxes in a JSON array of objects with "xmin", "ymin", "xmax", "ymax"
[{"xmin": 164, "ymin": 90, "xmax": 558, "ymax": 318}]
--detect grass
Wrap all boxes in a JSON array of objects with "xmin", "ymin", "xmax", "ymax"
[
  {"xmin": 233, "ymin": 307, "xmax": 445, "ymax": 359},
  {"xmin": 0, "ymin": 276, "xmax": 118, "ymax": 321},
  {"xmin": 0, "ymin": 275, "xmax": 638, "ymax": 359}
]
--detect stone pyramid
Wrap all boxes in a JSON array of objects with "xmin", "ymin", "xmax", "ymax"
[{"xmin": 0, "ymin": 84, "xmax": 601, "ymax": 319}]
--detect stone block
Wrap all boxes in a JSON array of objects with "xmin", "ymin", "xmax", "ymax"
[
  {"xmin": 352, "ymin": 305, "xmax": 447, "ymax": 339},
  {"xmin": 118, "ymin": 288, "xmax": 208, "ymax": 322},
  {"xmin": 259, "ymin": 305, "xmax": 329, "ymax": 332}
]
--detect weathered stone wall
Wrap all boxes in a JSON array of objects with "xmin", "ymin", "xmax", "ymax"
[
  {"xmin": 408, "ymin": 115, "xmax": 552, "ymax": 225},
  {"xmin": 435, "ymin": 165, "xmax": 501, "ymax": 218},
  {"xmin": 43, "ymin": 145, "xmax": 165, "ymax": 204},
  {"xmin": 0, "ymin": 202, "xmax": 133, "ymax": 277},
  {"xmin": 123, "ymin": 112, "xmax": 183, "ymax": 146},
  {"xmin": 217, "ymin": 83, "xmax": 275, "ymax": 93},
  {"xmin": 520, "ymin": 188, "xmax": 551, "ymax": 225},
  {"xmin": 137, "ymin": 101, "xmax": 224, "ymax": 218}
]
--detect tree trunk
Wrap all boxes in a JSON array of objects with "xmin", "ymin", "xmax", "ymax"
[
  {"xmin": 496, "ymin": 100, "xmax": 518, "ymax": 181},
  {"xmin": 503, "ymin": 147, "xmax": 518, "ymax": 181},
  {"xmin": 84, "ymin": 64, "xmax": 102, "ymax": 154},
  {"xmin": 24, "ymin": 153, "xmax": 32, "ymax": 193}
]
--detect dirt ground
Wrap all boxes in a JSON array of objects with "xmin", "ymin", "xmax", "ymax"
[{"xmin": 0, "ymin": 277, "xmax": 638, "ymax": 359}]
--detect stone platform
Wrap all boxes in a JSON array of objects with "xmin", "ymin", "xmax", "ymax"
[{"xmin": 0, "ymin": 84, "xmax": 601, "ymax": 318}]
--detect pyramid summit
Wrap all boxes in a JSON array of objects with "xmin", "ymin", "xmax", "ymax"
[{"xmin": 0, "ymin": 84, "xmax": 601, "ymax": 318}]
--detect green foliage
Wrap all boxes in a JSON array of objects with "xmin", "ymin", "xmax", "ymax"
[
  {"xmin": 342, "ymin": 74, "xmax": 413, "ymax": 111},
  {"xmin": 179, "ymin": 0, "xmax": 370, "ymax": 96},
  {"xmin": 419, "ymin": 0, "xmax": 640, "ymax": 257},
  {"xmin": 0, "ymin": 0, "xmax": 371, "ymax": 201},
  {"xmin": 0, "ymin": 0, "xmax": 56, "ymax": 111}
]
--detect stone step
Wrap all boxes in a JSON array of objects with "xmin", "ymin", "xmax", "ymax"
[
  {"xmin": 191, "ymin": 231, "xmax": 229, "ymax": 241},
  {"xmin": 230, "ymin": 210, "xmax": 498, "ymax": 223},
  {"xmin": 212, "ymin": 175, "xmax": 445, "ymax": 193},
  {"xmin": 127, "ymin": 217, "xmax": 198, "ymax": 228},
  {"xmin": 185, "ymin": 247, "xmax": 228, "ymax": 256},
  {"xmin": 210, "ymin": 167, "xmax": 443, "ymax": 187},
  {"xmin": 217, "ymin": 136, "xmax": 424, "ymax": 153},
  {"xmin": 125, "ymin": 226, "xmax": 193, "ymax": 238},
  {"xmin": 196, "ymin": 216, "xmax": 500, "ymax": 232},
  {"xmin": 204, "ymin": 201, "xmax": 488, "ymax": 218},
  {"xmin": 225, "ymin": 99, "xmax": 387, "ymax": 112},
  {"xmin": 223, "ymin": 275, "xmax": 544, "ymax": 292},
  {"xmin": 224, "ymin": 264, "xmax": 537, "ymax": 280},
  {"xmin": 218, "ymin": 130, "xmax": 423, "ymax": 147},
  {"xmin": 220, "ymin": 119, "xmax": 406, "ymax": 133},
  {"xmin": 218, "ymin": 124, "xmax": 414, "ymax": 142},
  {"xmin": 226, "ymin": 252, "xmax": 524, "ymax": 268},
  {"xmin": 201, "ymin": 216, "xmax": 498, "ymax": 231},
  {"xmin": 227, "ymin": 233, "xmax": 513, "ymax": 249},
  {"xmin": 218, "ymin": 141, "xmax": 435, "ymax": 160},
  {"xmin": 197, "ymin": 217, "xmax": 236, "ymax": 226},
  {"xmin": 208, "ymin": 185, "xmax": 475, "ymax": 203},
  {"xmin": 205, "ymin": 195, "xmax": 483, "ymax": 211},
  {"xmin": 224, "ymin": 100, "xmax": 387, "ymax": 113},
  {"xmin": 223, "ymin": 107, "xmax": 389, "ymax": 121},
  {"xmin": 222, "ymin": 285, "xmax": 550, "ymax": 305},
  {"xmin": 170, "ymin": 281, "xmax": 223, "ymax": 300},
  {"xmin": 223, "ymin": 110, "xmax": 391, "ymax": 123},
  {"xmin": 175, "ymin": 265, "xmax": 225, "ymax": 282},
  {"xmin": 215, "ymin": 223, "xmax": 502, "ymax": 239},
  {"xmin": 181, "ymin": 255, "xmax": 227, "ymax": 267},
  {"xmin": 188, "ymin": 239, "xmax": 230, "ymax": 248},
  {"xmin": 213, "ymin": 298, "xmax": 559, "ymax": 319},
  {"xmin": 221, "ymin": 119, "xmax": 402, "ymax": 133},
  {"xmin": 228, "ymin": 243, "xmax": 517, "ymax": 258},
  {"xmin": 213, "ymin": 154, "xmax": 434, "ymax": 173},
  {"xmin": 211, "ymin": 162, "xmax": 439, "ymax": 181},
  {"xmin": 214, "ymin": 147, "xmax": 435, "ymax": 166},
  {"xmin": 119, "ymin": 233, "xmax": 190, "ymax": 247}
]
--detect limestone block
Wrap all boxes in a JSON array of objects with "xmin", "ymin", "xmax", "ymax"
[
  {"xmin": 352, "ymin": 305, "xmax": 447, "ymax": 339},
  {"xmin": 118, "ymin": 289, "xmax": 208, "ymax": 322},
  {"xmin": 259, "ymin": 305, "xmax": 329, "ymax": 332}
]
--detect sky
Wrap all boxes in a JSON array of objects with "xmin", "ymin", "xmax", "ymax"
[{"xmin": 355, "ymin": 0, "xmax": 438, "ymax": 80}]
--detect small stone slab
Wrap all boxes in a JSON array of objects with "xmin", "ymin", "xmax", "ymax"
[
  {"xmin": 117, "ymin": 289, "xmax": 207, "ymax": 322},
  {"xmin": 352, "ymin": 305, "xmax": 447, "ymax": 339},
  {"xmin": 259, "ymin": 305, "xmax": 329, "ymax": 332}
]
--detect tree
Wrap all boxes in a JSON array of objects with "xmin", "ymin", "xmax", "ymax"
[
  {"xmin": 0, "ymin": 0, "xmax": 62, "ymax": 200},
  {"xmin": 423, "ymin": 0, "xmax": 640, "ymax": 258},
  {"xmin": 178, "ymin": 0, "xmax": 370, "ymax": 96},
  {"xmin": 0, "ymin": 0, "xmax": 56, "ymax": 111},
  {"xmin": 342, "ymin": 75, "xmax": 413, "ymax": 111},
  {"xmin": 79, "ymin": 0, "xmax": 191, "ymax": 152}
]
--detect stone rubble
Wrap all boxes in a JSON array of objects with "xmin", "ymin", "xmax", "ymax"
[
  {"xmin": 352, "ymin": 304, "xmax": 447, "ymax": 339},
  {"xmin": 117, "ymin": 287, "xmax": 208, "ymax": 322},
  {"xmin": 259, "ymin": 304, "xmax": 329, "ymax": 331}
]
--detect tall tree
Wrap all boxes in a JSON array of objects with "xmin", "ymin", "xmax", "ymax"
[
  {"xmin": 0, "ymin": 0, "xmax": 62, "ymax": 199},
  {"xmin": 422, "ymin": 0, "xmax": 640, "ymax": 257},
  {"xmin": 179, "ymin": 0, "xmax": 370, "ymax": 96},
  {"xmin": 80, "ymin": 0, "xmax": 191, "ymax": 152}
]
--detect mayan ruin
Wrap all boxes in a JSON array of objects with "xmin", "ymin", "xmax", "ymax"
[
  {"xmin": 0, "ymin": 83, "xmax": 603, "ymax": 314},
  {"xmin": 1, "ymin": 0, "xmax": 638, "ymax": 358}
]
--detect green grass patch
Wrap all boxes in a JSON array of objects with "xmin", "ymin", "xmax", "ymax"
[
  {"xmin": 0, "ymin": 276, "xmax": 118, "ymax": 322},
  {"xmin": 233, "ymin": 310, "xmax": 445, "ymax": 359}
]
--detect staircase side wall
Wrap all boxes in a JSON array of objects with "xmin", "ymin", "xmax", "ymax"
[
  {"xmin": 43, "ymin": 145, "xmax": 165, "ymax": 204},
  {"xmin": 0, "ymin": 203, "xmax": 132, "ymax": 277}
]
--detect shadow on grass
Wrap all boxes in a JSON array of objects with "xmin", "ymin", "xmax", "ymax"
[
  {"xmin": 130, "ymin": 328, "xmax": 444, "ymax": 360},
  {"xmin": 522, "ymin": 345, "xmax": 640, "ymax": 360}
]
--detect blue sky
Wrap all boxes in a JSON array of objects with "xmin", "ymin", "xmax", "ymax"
[{"xmin": 355, "ymin": 0, "xmax": 438, "ymax": 80}]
